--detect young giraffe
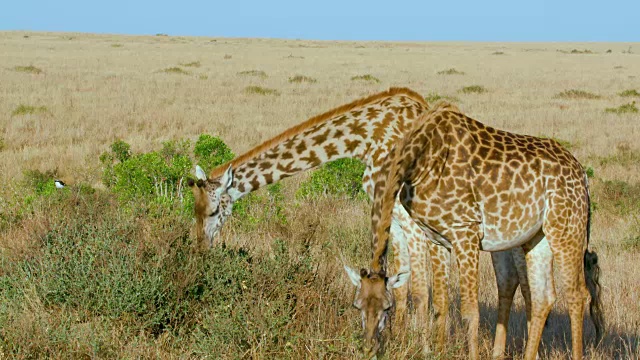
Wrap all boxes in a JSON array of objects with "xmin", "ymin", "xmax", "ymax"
[
  {"xmin": 188, "ymin": 89, "xmax": 537, "ymax": 357},
  {"xmin": 368, "ymin": 102, "xmax": 604, "ymax": 360}
]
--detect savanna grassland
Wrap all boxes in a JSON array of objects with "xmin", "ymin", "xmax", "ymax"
[{"xmin": 1, "ymin": 31, "xmax": 639, "ymax": 359}]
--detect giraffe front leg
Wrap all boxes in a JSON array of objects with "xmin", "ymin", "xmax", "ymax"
[
  {"xmin": 390, "ymin": 213, "xmax": 410, "ymax": 326},
  {"xmin": 490, "ymin": 250, "xmax": 520, "ymax": 359},
  {"xmin": 393, "ymin": 204, "xmax": 432, "ymax": 324},
  {"xmin": 452, "ymin": 228, "xmax": 481, "ymax": 360},
  {"xmin": 429, "ymin": 241, "xmax": 450, "ymax": 353}
]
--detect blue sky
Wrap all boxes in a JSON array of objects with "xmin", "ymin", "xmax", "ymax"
[{"xmin": 2, "ymin": 0, "xmax": 638, "ymax": 42}]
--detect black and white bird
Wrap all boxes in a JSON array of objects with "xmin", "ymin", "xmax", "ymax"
[{"xmin": 54, "ymin": 179, "xmax": 66, "ymax": 189}]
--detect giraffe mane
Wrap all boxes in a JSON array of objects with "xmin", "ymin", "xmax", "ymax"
[{"xmin": 208, "ymin": 87, "xmax": 427, "ymax": 179}]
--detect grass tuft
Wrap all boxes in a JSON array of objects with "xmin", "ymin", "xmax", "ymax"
[
  {"xmin": 555, "ymin": 89, "xmax": 601, "ymax": 100},
  {"xmin": 288, "ymin": 75, "xmax": 317, "ymax": 83},
  {"xmin": 350, "ymin": 74, "xmax": 380, "ymax": 83},
  {"xmin": 237, "ymin": 70, "xmax": 267, "ymax": 78},
  {"xmin": 244, "ymin": 86, "xmax": 280, "ymax": 96},
  {"xmin": 13, "ymin": 65, "xmax": 43, "ymax": 74},
  {"xmin": 223, "ymin": 54, "xmax": 232, "ymax": 59},
  {"xmin": 11, "ymin": 105, "xmax": 49, "ymax": 116},
  {"xmin": 492, "ymin": 51, "xmax": 505, "ymax": 55},
  {"xmin": 424, "ymin": 92, "xmax": 460, "ymax": 103},
  {"xmin": 605, "ymin": 101, "xmax": 638, "ymax": 114},
  {"xmin": 619, "ymin": 89, "xmax": 640, "ymax": 97},
  {"xmin": 437, "ymin": 68, "xmax": 465, "ymax": 75},
  {"xmin": 110, "ymin": 44, "xmax": 123, "ymax": 48},
  {"xmin": 181, "ymin": 61, "xmax": 201, "ymax": 68},
  {"xmin": 161, "ymin": 67, "xmax": 190, "ymax": 75},
  {"xmin": 459, "ymin": 85, "xmax": 487, "ymax": 94}
]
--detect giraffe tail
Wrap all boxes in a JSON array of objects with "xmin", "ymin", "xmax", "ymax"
[{"xmin": 584, "ymin": 173, "xmax": 605, "ymax": 344}]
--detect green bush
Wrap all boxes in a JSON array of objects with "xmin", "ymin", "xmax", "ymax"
[
  {"xmin": 244, "ymin": 86, "xmax": 280, "ymax": 96},
  {"xmin": 605, "ymin": 101, "xmax": 638, "ymax": 114},
  {"xmin": 459, "ymin": 85, "xmax": 487, "ymax": 94},
  {"xmin": 22, "ymin": 169, "xmax": 59, "ymax": 197},
  {"xmin": 296, "ymin": 158, "xmax": 366, "ymax": 200},
  {"xmin": 232, "ymin": 183, "xmax": 287, "ymax": 229},
  {"xmin": 555, "ymin": 89, "xmax": 601, "ymax": 100},
  {"xmin": 100, "ymin": 136, "xmax": 236, "ymax": 215},
  {"xmin": 11, "ymin": 105, "xmax": 49, "ymax": 116},
  {"xmin": 437, "ymin": 68, "xmax": 465, "ymax": 75},
  {"xmin": 193, "ymin": 134, "xmax": 235, "ymax": 172},
  {"xmin": 13, "ymin": 65, "xmax": 43, "ymax": 74},
  {"xmin": 350, "ymin": 74, "xmax": 380, "ymax": 83},
  {"xmin": 0, "ymin": 190, "xmax": 317, "ymax": 357},
  {"xmin": 289, "ymin": 75, "xmax": 317, "ymax": 83},
  {"xmin": 619, "ymin": 89, "xmax": 640, "ymax": 97},
  {"xmin": 586, "ymin": 166, "xmax": 595, "ymax": 178}
]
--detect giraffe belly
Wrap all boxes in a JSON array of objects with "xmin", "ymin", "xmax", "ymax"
[{"xmin": 480, "ymin": 219, "xmax": 543, "ymax": 252}]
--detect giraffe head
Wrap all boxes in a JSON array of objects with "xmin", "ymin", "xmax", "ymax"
[
  {"xmin": 344, "ymin": 265, "xmax": 409, "ymax": 358},
  {"xmin": 187, "ymin": 165, "xmax": 236, "ymax": 246}
]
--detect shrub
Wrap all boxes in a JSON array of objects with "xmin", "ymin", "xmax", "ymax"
[
  {"xmin": 459, "ymin": 85, "xmax": 487, "ymax": 94},
  {"xmin": 11, "ymin": 105, "xmax": 48, "ymax": 116},
  {"xmin": 181, "ymin": 61, "xmax": 201, "ymax": 68},
  {"xmin": 161, "ymin": 67, "xmax": 190, "ymax": 75},
  {"xmin": 586, "ymin": 166, "xmax": 595, "ymax": 179},
  {"xmin": 237, "ymin": 70, "xmax": 267, "ymax": 78},
  {"xmin": 111, "ymin": 44, "xmax": 123, "ymax": 48},
  {"xmin": 296, "ymin": 158, "xmax": 366, "ymax": 200},
  {"xmin": 193, "ymin": 134, "xmax": 235, "ymax": 172},
  {"xmin": 244, "ymin": 86, "xmax": 280, "ymax": 96},
  {"xmin": 110, "ymin": 139, "xmax": 131, "ymax": 162},
  {"xmin": 289, "ymin": 75, "xmax": 317, "ymax": 83},
  {"xmin": 605, "ymin": 101, "xmax": 638, "ymax": 114},
  {"xmin": 619, "ymin": 89, "xmax": 640, "ymax": 97},
  {"xmin": 492, "ymin": 51, "xmax": 505, "ymax": 55},
  {"xmin": 232, "ymin": 183, "xmax": 288, "ymax": 228},
  {"xmin": 22, "ymin": 169, "xmax": 59, "ymax": 197},
  {"xmin": 424, "ymin": 92, "xmax": 460, "ymax": 103},
  {"xmin": 100, "ymin": 139, "xmax": 193, "ymax": 211},
  {"xmin": 437, "ymin": 68, "xmax": 465, "ymax": 75},
  {"xmin": 13, "ymin": 65, "xmax": 43, "ymax": 74},
  {"xmin": 555, "ymin": 89, "xmax": 601, "ymax": 100},
  {"xmin": 351, "ymin": 74, "xmax": 380, "ymax": 83}
]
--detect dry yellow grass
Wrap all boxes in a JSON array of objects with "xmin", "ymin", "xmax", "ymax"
[{"xmin": 1, "ymin": 31, "xmax": 639, "ymax": 359}]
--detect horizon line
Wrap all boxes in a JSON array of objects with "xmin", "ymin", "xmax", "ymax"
[{"xmin": 2, "ymin": 29, "xmax": 639, "ymax": 44}]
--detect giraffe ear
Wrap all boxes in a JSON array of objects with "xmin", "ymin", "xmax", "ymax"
[
  {"xmin": 220, "ymin": 165, "xmax": 234, "ymax": 191},
  {"xmin": 387, "ymin": 272, "xmax": 409, "ymax": 289},
  {"xmin": 195, "ymin": 165, "xmax": 207, "ymax": 181},
  {"xmin": 344, "ymin": 265, "xmax": 362, "ymax": 287}
]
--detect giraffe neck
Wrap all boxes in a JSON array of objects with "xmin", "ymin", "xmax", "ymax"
[{"xmin": 211, "ymin": 89, "xmax": 428, "ymax": 200}]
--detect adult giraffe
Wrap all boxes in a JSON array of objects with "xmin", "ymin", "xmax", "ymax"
[
  {"xmin": 188, "ymin": 87, "xmax": 437, "ymax": 324},
  {"xmin": 366, "ymin": 102, "xmax": 604, "ymax": 360},
  {"xmin": 188, "ymin": 89, "xmax": 537, "ymax": 357}
]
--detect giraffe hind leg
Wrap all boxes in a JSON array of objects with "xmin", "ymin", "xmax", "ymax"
[
  {"xmin": 522, "ymin": 236, "xmax": 556, "ymax": 360},
  {"xmin": 490, "ymin": 250, "xmax": 520, "ymax": 359}
]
